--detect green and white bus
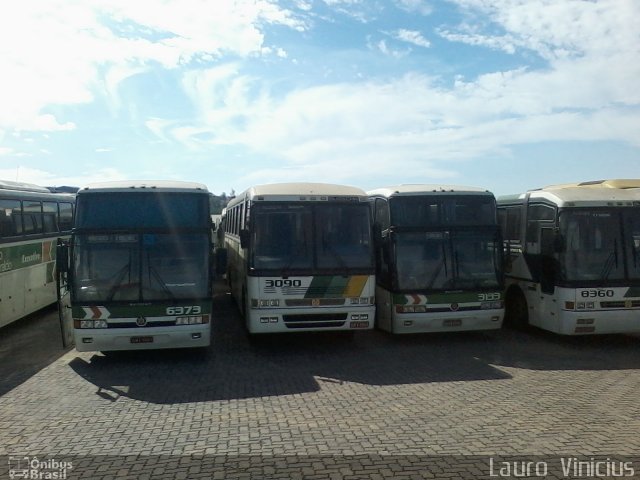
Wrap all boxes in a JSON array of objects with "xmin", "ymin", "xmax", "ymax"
[
  {"xmin": 368, "ymin": 185, "xmax": 504, "ymax": 334},
  {"xmin": 0, "ymin": 180, "xmax": 75, "ymax": 328},
  {"xmin": 57, "ymin": 181, "xmax": 214, "ymax": 351},
  {"xmin": 224, "ymin": 183, "xmax": 375, "ymax": 334},
  {"xmin": 498, "ymin": 180, "xmax": 640, "ymax": 335}
]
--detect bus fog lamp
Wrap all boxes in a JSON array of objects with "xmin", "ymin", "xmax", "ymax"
[
  {"xmin": 269, "ymin": 317, "xmax": 278, "ymax": 323},
  {"xmin": 260, "ymin": 317, "xmax": 269, "ymax": 323}
]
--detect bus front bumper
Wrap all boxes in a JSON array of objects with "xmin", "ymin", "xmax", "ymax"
[
  {"xmin": 391, "ymin": 309, "xmax": 504, "ymax": 334},
  {"xmin": 73, "ymin": 324, "xmax": 211, "ymax": 352}
]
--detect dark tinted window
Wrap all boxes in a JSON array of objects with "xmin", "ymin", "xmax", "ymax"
[
  {"xmin": 76, "ymin": 192, "xmax": 209, "ymax": 229},
  {"xmin": 23, "ymin": 201, "xmax": 43, "ymax": 235},
  {"xmin": 43, "ymin": 202, "xmax": 58, "ymax": 233},
  {"xmin": 0, "ymin": 200, "xmax": 21, "ymax": 238},
  {"xmin": 390, "ymin": 195, "xmax": 496, "ymax": 227},
  {"xmin": 59, "ymin": 203, "xmax": 74, "ymax": 231}
]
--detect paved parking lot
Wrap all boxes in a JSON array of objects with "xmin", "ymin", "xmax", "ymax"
[{"xmin": 1, "ymin": 282, "xmax": 640, "ymax": 479}]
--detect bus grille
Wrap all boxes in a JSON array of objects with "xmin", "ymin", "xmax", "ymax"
[
  {"xmin": 283, "ymin": 313, "xmax": 348, "ymax": 329},
  {"xmin": 600, "ymin": 301, "xmax": 640, "ymax": 309}
]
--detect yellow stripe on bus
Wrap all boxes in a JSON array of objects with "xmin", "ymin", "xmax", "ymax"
[{"xmin": 343, "ymin": 275, "xmax": 368, "ymax": 297}]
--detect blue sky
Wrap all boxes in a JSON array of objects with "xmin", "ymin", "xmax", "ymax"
[{"xmin": 0, "ymin": 0, "xmax": 639, "ymax": 196}]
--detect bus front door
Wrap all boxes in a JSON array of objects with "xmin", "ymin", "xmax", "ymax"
[{"xmin": 56, "ymin": 239, "xmax": 75, "ymax": 349}]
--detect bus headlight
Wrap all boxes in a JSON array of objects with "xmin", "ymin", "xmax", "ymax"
[
  {"xmin": 176, "ymin": 315, "xmax": 208, "ymax": 325},
  {"xmin": 75, "ymin": 319, "xmax": 108, "ymax": 329}
]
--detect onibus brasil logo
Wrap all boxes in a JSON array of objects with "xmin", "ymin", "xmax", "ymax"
[{"xmin": 8, "ymin": 456, "xmax": 73, "ymax": 479}]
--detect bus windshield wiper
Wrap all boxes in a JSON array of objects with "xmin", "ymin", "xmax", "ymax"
[
  {"xmin": 106, "ymin": 262, "xmax": 132, "ymax": 301},
  {"xmin": 322, "ymin": 244, "xmax": 350, "ymax": 272},
  {"xmin": 146, "ymin": 255, "xmax": 176, "ymax": 300},
  {"xmin": 600, "ymin": 241, "xmax": 619, "ymax": 281}
]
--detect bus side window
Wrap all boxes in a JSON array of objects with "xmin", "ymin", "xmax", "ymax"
[
  {"xmin": 59, "ymin": 203, "xmax": 74, "ymax": 232},
  {"xmin": 23, "ymin": 201, "xmax": 43, "ymax": 235},
  {"xmin": 0, "ymin": 199, "xmax": 22, "ymax": 238},
  {"xmin": 43, "ymin": 201, "xmax": 58, "ymax": 233}
]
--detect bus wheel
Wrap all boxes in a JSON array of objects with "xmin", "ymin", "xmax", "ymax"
[{"xmin": 506, "ymin": 289, "xmax": 529, "ymax": 329}]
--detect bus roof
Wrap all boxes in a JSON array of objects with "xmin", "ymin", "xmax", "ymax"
[
  {"xmin": 228, "ymin": 182, "xmax": 368, "ymax": 207},
  {"xmin": 367, "ymin": 184, "xmax": 491, "ymax": 198},
  {"xmin": 78, "ymin": 180, "xmax": 209, "ymax": 194},
  {"xmin": 498, "ymin": 180, "xmax": 640, "ymax": 207},
  {"xmin": 0, "ymin": 179, "xmax": 51, "ymax": 193}
]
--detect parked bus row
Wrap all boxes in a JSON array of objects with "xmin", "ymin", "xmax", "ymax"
[{"xmin": 4, "ymin": 178, "xmax": 639, "ymax": 353}]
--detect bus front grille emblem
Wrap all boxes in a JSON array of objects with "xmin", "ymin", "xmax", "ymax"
[{"xmin": 136, "ymin": 317, "xmax": 148, "ymax": 327}]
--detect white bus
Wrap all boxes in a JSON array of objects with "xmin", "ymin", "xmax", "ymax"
[
  {"xmin": 368, "ymin": 185, "xmax": 504, "ymax": 333},
  {"xmin": 0, "ymin": 180, "xmax": 75, "ymax": 328},
  {"xmin": 224, "ymin": 183, "xmax": 375, "ymax": 334},
  {"xmin": 497, "ymin": 179, "xmax": 640, "ymax": 335},
  {"xmin": 57, "ymin": 181, "xmax": 215, "ymax": 351}
]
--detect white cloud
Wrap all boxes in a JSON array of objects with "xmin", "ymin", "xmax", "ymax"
[
  {"xmin": 394, "ymin": 0, "xmax": 433, "ymax": 16},
  {"xmin": 0, "ymin": 166, "xmax": 128, "ymax": 188},
  {"xmin": 394, "ymin": 29, "xmax": 431, "ymax": 48},
  {"xmin": 443, "ymin": 0, "xmax": 640, "ymax": 62},
  {"xmin": 0, "ymin": 0, "xmax": 304, "ymax": 132},
  {"xmin": 156, "ymin": 0, "xmax": 640, "ymax": 184}
]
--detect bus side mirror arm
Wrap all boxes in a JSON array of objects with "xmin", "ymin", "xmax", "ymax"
[{"xmin": 56, "ymin": 241, "xmax": 69, "ymax": 274}]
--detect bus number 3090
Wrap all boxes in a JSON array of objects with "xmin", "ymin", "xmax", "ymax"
[{"xmin": 581, "ymin": 290, "xmax": 615, "ymax": 298}]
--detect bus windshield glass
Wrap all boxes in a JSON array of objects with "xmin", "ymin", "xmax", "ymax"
[
  {"xmin": 73, "ymin": 233, "xmax": 209, "ymax": 302},
  {"xmin": 390, "ymin": 195, "xmax": 496, "ymax": 227},
  {"xmin": 394, "ymin": 231, "xmax": 502, "ymax": 291},
  {"xmin": 559, "ymin": 209, "xmax": 638, "ymax": 282},
  {"xmin": 76, "ymin": 192, "xmax": 209, "ymax": 229},
  {"xmin": 250, "ymin": 203, "xmax": 373, "ymax": 272}
]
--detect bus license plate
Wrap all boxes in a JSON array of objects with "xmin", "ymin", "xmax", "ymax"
[
  {"xmin": 350, "ymin": 321, "xmax": 369, "ymax": 329},
  {"xmin": 443, "ymin": 319, "xmax": 462, "ymax": 327},
  {"xmin": 130, "ymin": 336, "xmax": 154, "ymax": 344}
]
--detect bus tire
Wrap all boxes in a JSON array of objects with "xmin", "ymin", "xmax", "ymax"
[{"xmin": 506, "ymin": 288, "xmax": 529, "ymax": 329}]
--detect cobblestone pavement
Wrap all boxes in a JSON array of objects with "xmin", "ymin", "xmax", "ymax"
[{"xmin": 1, "ymin": 282, "xmax": 639, "ymax": 479}]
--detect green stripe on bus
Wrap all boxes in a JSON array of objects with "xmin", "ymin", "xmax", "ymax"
[
  {"xmin": 72, "ymin": 302, "xmax": 212, "ymax": 318},
  {"xmin": 305, "ymin": 276, "xmax": 354, "ymax": 298},
  {"xmin": 0, "ymin": 241, "xmax": 54, "ymax": 274},
  {"xmin": 393, "ymin": 291, "xmax": 502, "ymax": 305},
  {"xmin": 624, "ymin": 287, "xmax": 640, "ymax": 298}
]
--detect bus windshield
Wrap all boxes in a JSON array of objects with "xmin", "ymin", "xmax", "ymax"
[
  {"xmin": 394, "ymin": 230, "xmax": 502, "ymax": 291},
  {"xmin": 559, "ymin": 209, "xmax": 640, "ymax": 282},
  {"xmin": 390, "ymin": 195, "xmax": 496, "ymax": 227},
  {"xmin": 73, "ymin": 233, "xmax": 209, "ymax": 302},
  {"xmin": 250, "ymin": 203, "xmax": 373, "ymax": 273}
]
